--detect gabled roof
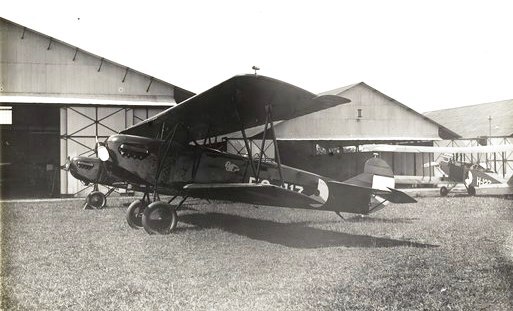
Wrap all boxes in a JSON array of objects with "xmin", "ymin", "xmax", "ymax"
[
  {"xmin": 318, "ymin": 83, "xmax": 359, "ymax": 96},
  {"xmin": 424, "ymin": 99, "xmax": 513, "ymax": 138},
  {"xmin": 321, "ymin": 82, "xmax": 461, "ymax": 140},
  {"xmin": 0, "ymin": 17, "xmax": 195, "ymax": 103}
]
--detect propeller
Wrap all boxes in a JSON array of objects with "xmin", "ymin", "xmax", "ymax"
[
  {"xmin": 61, "ymin": 156, "xmax": 71, "ymax": 171},
  {"xmin": 95, "ymin": 136, "xmax": 110, "ymax": 162}
]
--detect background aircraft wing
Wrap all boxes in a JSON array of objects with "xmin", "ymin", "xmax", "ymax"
[
  {"xmin": 183, "ymin": 183, "xmax": 323, "ymax": 208},
  {"xmin": 121, "ymin": 75, "xmax": 349, "ymax": 143},
  {"xmin": 359, "ymin": 144, "xmax": 513, "ymax": 153}
]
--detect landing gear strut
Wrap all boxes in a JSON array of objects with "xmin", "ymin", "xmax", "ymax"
[{"xmin": 467, "ymin": 185, "xmax": 476, "ymax": 196}]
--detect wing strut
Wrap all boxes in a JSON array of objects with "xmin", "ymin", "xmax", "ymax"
[
  {"xmin": 153, "ymin": 122, "xmax": 181, "ymax": 201},
  {"xmin": 255, "ymin": 105, "xmax": 271, "ymax": 181},
  {"xmin": 248, "ymin": 104, "xmax": 285, "ymax": 187},
  {"xmin": 268, "ymin": 105, "xmax": 285, "ymax": 187}
]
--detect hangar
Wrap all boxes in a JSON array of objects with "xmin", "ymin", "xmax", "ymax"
[
  {"xmin": 0, "ymin": 17, "xmax": 194, "ymax": 198},
  {"xmin": 226, "ymin": 82, "xmax": 460, "ymax": 182}
]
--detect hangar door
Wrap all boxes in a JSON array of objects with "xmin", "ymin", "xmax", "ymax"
[
  {"xmin": 60, "ymin": 105, "xmax": 165, "ymax": 196},
  {"xmin": 1, "ymin": 105, "xmax": 60, "ymax": 198}
]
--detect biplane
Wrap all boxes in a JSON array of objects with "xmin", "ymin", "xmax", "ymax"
[
  {"xmin": 360, "ymin": 144, "xmax": 513, "ymax": 197},
  {"xmin": 67, "ymin": 75, "xmax": 416, "ymax": 235}
]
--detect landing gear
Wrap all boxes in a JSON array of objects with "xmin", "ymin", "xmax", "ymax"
[
  {"xmin": 142, "ymin": 201, "xmax": 178, "ymax": 235},
  {"xmin": 85, "ymin": 191, "xmax": 107, "ymax": 209},
  {"xmin": 83, "ymin": 186, "xmax": 116, "ymax": 209},
  {"xmin": 126, "ymin": 194, "xmax": 187, "ymax": 234},
  {"xmin": 440, "ymin": 186, "xmax": 449, "ymax": 197},
  {"xmin": 126, "ymin": 199, "xmax": 146, "ymax": 229},
  {"xmin": 467, "ymin": 185, "xmax": 476, "ymax": 196},
  {"xmin": 335, "ymin": 211, "xmax": 345, "ymax": 220}
]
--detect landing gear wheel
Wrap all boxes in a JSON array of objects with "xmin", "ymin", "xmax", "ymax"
[
  {"xmin": 467, "ymin": 185, "xmax": 476, "ymax": 196},
  {"xmin": 440, "ymin": 186, "xmax": 449, "ymax": 197},
  {"xmin": 142, "ymin": 201, "xmax": 178, "ymax": 235},
  {"xmin": 86, "ymin": 191, "xmax": 106, "ymax": 209},
  {"xmin": 126, "ymin": 200, "xmax": 146, "ymax": 229}
]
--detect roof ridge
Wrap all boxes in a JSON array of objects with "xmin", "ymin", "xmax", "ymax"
[{"xmin": 317, "ymin": 82, "xmax": 362, "ymax": 96}]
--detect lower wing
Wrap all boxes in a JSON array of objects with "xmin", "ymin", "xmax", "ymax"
[
  {"xmin": 182, "ymin": 181, "xmax": 416, "ymax": 215},
  {"xmin": 182, "ymin": 183, "xmax": 322, "ymax": 209}
]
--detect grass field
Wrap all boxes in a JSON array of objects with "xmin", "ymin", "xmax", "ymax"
[{"xmin": 1, "ymin": 196, "xmax": 512, "ymax": 310}]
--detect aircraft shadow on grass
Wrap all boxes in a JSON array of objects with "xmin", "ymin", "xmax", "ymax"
[
  {"xmin": 323, "ymin": 216, "xmax": 419, "ymax": 224},
  {"xmin": 178, "ymin": 212, "xmax": 437, "ymax": 249}
]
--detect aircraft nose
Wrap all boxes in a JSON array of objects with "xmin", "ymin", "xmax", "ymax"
[
  {"xmin": 67, "ymin": 156, "xmax": 101, "ymax": 184},
  {"xmin": 68, "ymin": 156, "xmax": 82, "ymax": 178}
]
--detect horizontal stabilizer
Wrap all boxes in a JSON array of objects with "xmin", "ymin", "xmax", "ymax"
[
  {"xmin": 183, "ymin": 183, "xmax": 322, "ymax": 208},
  {"xmin": 323, "ymin": 181, "xmax": 416, "ymax": 214},
  {"xmin": 380, "ymin": 188, "xmax": 417, "ymax": 203}
]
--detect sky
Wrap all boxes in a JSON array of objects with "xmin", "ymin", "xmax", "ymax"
[{"xmin": 3, "ymin": 0, "xmax": 513, "ymax": 112}]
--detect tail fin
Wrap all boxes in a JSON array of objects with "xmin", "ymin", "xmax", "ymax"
[
  {"xmin": 343, "ymin": 157, "xmax": 395, "ymax": 190},
  {"xmin": 321, "ymin": 157, "xmax": 416, "ymax": 214}
]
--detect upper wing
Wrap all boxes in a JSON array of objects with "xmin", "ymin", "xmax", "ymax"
[
  {"xmin": 183, "ymin": 183, "xmax": 323, "ymax": 208},
  {"xmin": 121, "ymin": 75, "xmax": 350, "ymax": 143}
]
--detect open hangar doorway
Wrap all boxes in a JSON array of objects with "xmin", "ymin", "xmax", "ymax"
[{"xmin": 1, "ymin": 104, "xmax": 60, "ymax": 198}]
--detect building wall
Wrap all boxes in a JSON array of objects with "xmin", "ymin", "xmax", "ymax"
[
  {"xmin": 0, "ymin": 18, "xmax": 193, "ymax": 197},
  {"xmin": 273, "ymin": 84, "xmax": 440, "ymax": 140}
]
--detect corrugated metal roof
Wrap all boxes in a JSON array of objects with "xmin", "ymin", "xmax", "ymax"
[
  {"xmin": 424, "ymin": 99, "xmax": 513, "ymax": 138},
  {"xmin": 0, "ymin": 17, "xmax": 195, "ymax": 102}
]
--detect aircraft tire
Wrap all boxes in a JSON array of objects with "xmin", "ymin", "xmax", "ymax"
[
  {"xmin": 126, "ymin": 200, "xmax": 145, "ymax": 229},
  {"xmin": 439, "ymin": 186, "xmax": 448, "ymax": 197},
  {"xmin": 467, "ymin": 185, "xmax": 476, "ymax": 196},
  {"xmin": 86, "ymin": 191, "xmax": 106, "ymax": 209},
  {"xmin": 142, "ymin": 201, "xmax": 178, "ymax": 235}
]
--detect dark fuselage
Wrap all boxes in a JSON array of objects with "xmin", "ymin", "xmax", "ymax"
[{"xmin": 70, "ymin": 134, "xmax": 329, "ymax": 202}]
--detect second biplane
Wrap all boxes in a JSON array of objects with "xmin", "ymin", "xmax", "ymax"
[
  {"xmin": 360, "ymin": 144, "xmax": 513, "ymax": 197},
  {"xmin": 68, "ymin": 75, "xmax": 416, "ymax": 234}
]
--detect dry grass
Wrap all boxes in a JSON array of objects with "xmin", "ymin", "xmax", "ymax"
[{"xmin": 1, "ymin": 196, "xmax": 512, "ymax": 310}]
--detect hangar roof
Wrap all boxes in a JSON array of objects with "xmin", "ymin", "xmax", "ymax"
[
  {"xmin": 0, "ymin": 17, "xmax": 195, "ymax": 104},
  {"xmin": 227, "ymin": 82, "xmax": 460, "ymax": 141},
  {"xmin": 424, "ymin": 99, "xmax": 513, "ymax": 138},
  {"xmin": 319, "ymin": 82, "xmax": 460, "ymax": 140}
]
